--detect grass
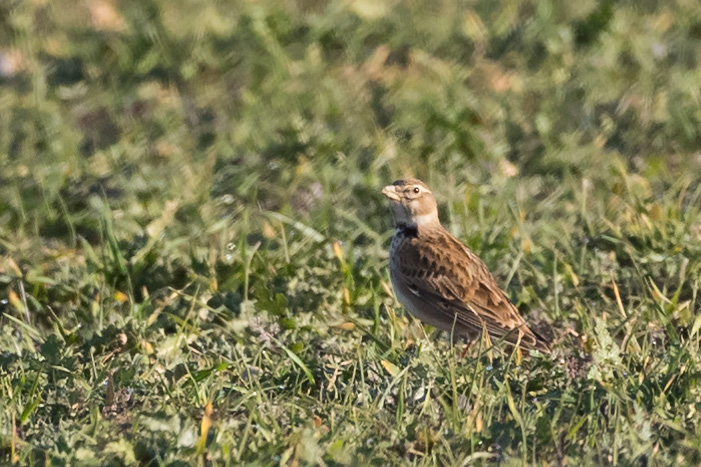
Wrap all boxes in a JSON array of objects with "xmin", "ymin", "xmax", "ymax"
[{"xmin": 2, "ymin": 0, "xmax": 701, "ymax": 464}]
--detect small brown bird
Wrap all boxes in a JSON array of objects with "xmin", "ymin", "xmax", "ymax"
[{"xmin": 382, "ymin": 178, "xmax": 549, "ymax": 353}]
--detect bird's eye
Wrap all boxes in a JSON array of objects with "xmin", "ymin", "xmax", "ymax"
[{"xmin": 413, "ymin": 187, "xmax": 420, "ymax": 194}]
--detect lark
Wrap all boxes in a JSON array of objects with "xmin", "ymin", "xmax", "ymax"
[{"xmin": 382, "ymin": 178, "xmax": 549, "ymax": 353}]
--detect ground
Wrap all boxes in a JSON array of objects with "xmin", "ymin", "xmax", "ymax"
[{"xmin": 2, "ymin": 0, "xmax": 701, "ymax": 465}]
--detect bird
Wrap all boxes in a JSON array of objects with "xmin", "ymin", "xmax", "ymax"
[{"xmin": 382, "ymin": 178, "xmax": 550, "ymax": 354}]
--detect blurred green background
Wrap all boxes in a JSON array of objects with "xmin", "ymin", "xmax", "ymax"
[{"xmin": 2, "ymin": 0, "xmax": 701, "ymax": 464}]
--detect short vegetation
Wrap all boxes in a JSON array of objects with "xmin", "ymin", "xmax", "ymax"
[{"xmin": 1, "ymin": 0, "xmax": 701, "ymax": 465}]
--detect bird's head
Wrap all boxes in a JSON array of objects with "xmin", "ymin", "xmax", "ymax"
[{"xmin": 381, "ymin": 178, "xmax": 439, "ymax": 229}]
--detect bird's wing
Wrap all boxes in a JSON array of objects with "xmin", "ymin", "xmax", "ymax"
[{"xmin": 397, "ymin": 228, "xmax": 548, "ymax": 351}]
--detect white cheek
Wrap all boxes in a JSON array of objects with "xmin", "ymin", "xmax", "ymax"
[{"xmin": 413, "ymin": 213, "xmax": 435, "ymax": 226}]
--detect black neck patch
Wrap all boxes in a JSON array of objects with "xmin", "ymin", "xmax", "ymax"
[{"xmin": 396, "ymin": 223, "xmax": 418, "ymax": 238}]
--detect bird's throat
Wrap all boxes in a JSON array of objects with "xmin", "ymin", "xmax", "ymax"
[{"xmin": 395, "ymin": 223, "xmax": 418, "ymax": 238}]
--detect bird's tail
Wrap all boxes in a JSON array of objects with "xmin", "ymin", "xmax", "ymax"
[{"xmin": 522, "ymin": 325, "xmax": 551, "ymax": 354}]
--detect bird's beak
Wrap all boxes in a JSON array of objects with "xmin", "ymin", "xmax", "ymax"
[{"xmin": 382, "ymin": 185, "xmax": 401, "ymax": 201}]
